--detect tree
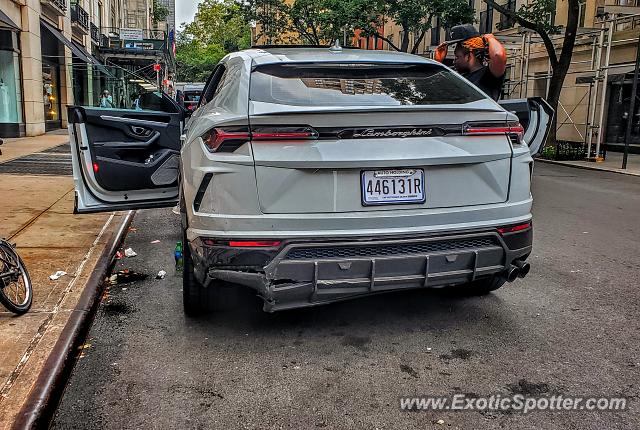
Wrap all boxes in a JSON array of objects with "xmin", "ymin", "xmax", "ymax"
[
  {"xmin": 175, "ymin": 38, "xmax": 227, "ymax": 82},
  {"xmin": 176, "ymin": 0, "xmax": 251, "ymax": 81},
  {"xmin": 356, "ymin": 0, "xmax": 475, "ymax": 53},
  {"xmin": 245, "ymin": 0, "xmax": 474, "ymax": 52},
  {"xmin": 243, "ymin": 0, "xmax": 362, "ymax": 45},
  {"xmin": 183, "ymin": 0, "xmax": 251, "ymax": 52},
  {"xmin": 485, "ymin": 0, "xmax": 580, "ymax": 146}
]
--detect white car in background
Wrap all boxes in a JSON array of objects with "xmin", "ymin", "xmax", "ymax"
[{"xmin": 68, "ymin": 46, "xmax": 552, "ymax": 314}]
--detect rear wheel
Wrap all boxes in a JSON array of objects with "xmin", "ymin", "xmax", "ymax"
[
  {"xmin": 182, "ymin": 230, "xmax": 242, "ymax": 316},
  {"xmin": 0, "ymin": 242, "xmax": 32, "ymax": 315}
]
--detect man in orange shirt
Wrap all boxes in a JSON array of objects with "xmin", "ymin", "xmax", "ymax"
[{"xmin": 434, "ymin": 24, "xmax": 507, "ymax": 101}]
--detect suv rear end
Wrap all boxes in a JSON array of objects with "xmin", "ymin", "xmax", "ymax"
[{"xmin": 181, "ymin": 48, "xmax": 540, "ymax": 313}]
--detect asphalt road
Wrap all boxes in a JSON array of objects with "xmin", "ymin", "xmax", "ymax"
[{"xmin": 52, "ymin": 163, "xmax": 639, "ymax": 429}]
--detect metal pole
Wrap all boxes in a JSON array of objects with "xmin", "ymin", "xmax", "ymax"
[
  {"xmin": 545, "ymin": 54, "xmax": 551, "ymax": 98},
  {"xmin": 585, "ymin": 81, "xmax": 593, "ymax": 146},
  {"xmin": 622, "ymin": 34, "xmax": 640, "ymax": 169},
  {"xmin": 519, "ymin": 33, "xmax": 526, "ymax": 98},
  {"xmin": 586, "ymin": 26, "xmax": 605, "ymax": 158},
  {"xmin": 594, "ymin": 18, "xmax": 614, "ymax": 160},
  {"xmin": 524, "ymin": 32, "xmax": 531, "ymax": 97}
]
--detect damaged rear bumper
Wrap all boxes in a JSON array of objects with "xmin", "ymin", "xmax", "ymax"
[{"xmin": 191, "ymin": 227, "xmax": 532, "ymax": 312}]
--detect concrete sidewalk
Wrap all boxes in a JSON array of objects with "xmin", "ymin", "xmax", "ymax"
[
  {"xmin": 537, "ymin": 152, "xmax": 640, "ymax": 177},
  {"xmin": 0, "ymin": 133, "xmax": 126, "ymax": 428}
]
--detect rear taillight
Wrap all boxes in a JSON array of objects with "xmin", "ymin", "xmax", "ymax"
[
  {"xmin": 202, "ymin": 128, "xmax": 250, "ymax": 153},
  {"xmin": 252, "ymin": 126, "xmax": 318, "ymax": 141},
  {"xmin": 497, "ymin": 222, "xmax": 531, "ymax": 234},
  {"xmin": 201, "ymin": 126, "xmax": 318, "ymax": 153},
  {"xmin": 464, "ymin": 122, "xmax": 524, "ymax": 145}
]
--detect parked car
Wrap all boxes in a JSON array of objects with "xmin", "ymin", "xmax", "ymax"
[
  {"xmin": 175, "ymin": 82, "xmax": 205, "ymax": 112},
  {"xmin": 68, "ymin": 47, "xmax": 553, "ymax": 314}
]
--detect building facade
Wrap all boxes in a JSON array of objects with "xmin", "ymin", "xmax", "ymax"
[
  {"xmin": 0, "ymin": 0, "xmax": 176, "ymax": 138},
  {"xmin": 158, "ymin": 0, "xmax": 175, "ymax": 32}
]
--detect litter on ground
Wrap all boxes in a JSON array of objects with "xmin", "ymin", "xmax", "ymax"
[{"xmin": 49, "ymin": 270, "xmax": 67, "ymax": 280}]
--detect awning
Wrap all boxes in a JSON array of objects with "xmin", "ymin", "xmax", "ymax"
[
  {"xmin": 0, "ymin": 10, "xmax": 20, "ymax": 31},
  {"xmin": 41, "ymin": 19, "xmax": 93, "ymax": 64},
  {"xmin": 71, "ymin": 40, "xmax": 110, "ymax": 74}
]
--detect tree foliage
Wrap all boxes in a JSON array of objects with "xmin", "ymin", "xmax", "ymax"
[
  {"xmin": 176, "ymin": 0, "xmax": 251, "ymax": 81},
  {"xmin": 152, "ymin": 0, "xmax": 170, "ymax": 24},
  {"xmin": 244, "ymin": 0, "xmax": 474, "ymax": 53}
]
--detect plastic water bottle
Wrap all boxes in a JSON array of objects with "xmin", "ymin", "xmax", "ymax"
[{"xmin": 174, "ymin": 241, "xmax": 184, "ymax": 272}]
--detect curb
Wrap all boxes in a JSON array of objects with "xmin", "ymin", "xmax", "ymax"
[
  {"xmin": 11, "ymin": 210, "xmax": 136, "ymax": 430},
  {"xmin": 536, "ymin": 158, "xmax": 640, "ymax": 177}
]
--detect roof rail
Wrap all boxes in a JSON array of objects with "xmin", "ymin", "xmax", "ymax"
[{"xmin": 251, "ymin": 44, "xmax": 331, "ymax": 49}]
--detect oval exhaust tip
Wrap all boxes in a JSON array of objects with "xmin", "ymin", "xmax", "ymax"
[
  {"xmin": 518, "ymin": 262, "xmax": 531, "ymax": 278},
  {"xmin": 513, "ymin": 260, "xmax": 531, "ymax": 278},
  {"xmin": 506, "ymin": 266, "xmax": 519, "ymax": 282}
]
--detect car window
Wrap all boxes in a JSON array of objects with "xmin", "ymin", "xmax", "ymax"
[
  {"xmin": 72, "ymin": 65, "xmax": 179, "ymax": 113},
  {"xmin": 250, "ymin": 63, "xmax": 485, "ymax": 106},
  {"xmin": 212, "ymin": 68, "xmax": 230, "ymax": 100},
  {"xmin": 184, "ymin": 91, "xmax": 201, "ymax": 102},
  {"xmin": 200, "ymin": 65, "xmax": 226, "ymax": 106}
]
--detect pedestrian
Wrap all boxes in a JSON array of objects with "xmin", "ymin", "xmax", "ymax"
[
  {"xmin": 99, "ymin": 90, "xmax": 114, "ymax": 108},
  {"xmin": 434, "ymin": 24, "xmax": 507, "ymax": 101},
  {"xmin": 132, "ymin": 89, "xmax": 145, "ymax": 111}
]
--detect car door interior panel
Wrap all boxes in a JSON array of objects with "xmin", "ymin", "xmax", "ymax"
[{"xmin": 72, "ymin": 107, "xmax": 182, "ymax": 192}]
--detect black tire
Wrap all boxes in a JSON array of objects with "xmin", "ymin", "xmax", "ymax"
[
  {"xmin": 456, "ymin": 275, "xmax": 507, "ymax": 296},
  {"xmin": 0, "ymin": 243, "xmax": 32, "ymax": 315},
  {"xmin": 182, "ymin": 230, "xmax": 242, "ymax": 316}
]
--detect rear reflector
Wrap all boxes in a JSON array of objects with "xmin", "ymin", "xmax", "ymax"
[
  {"xmin": 497, "ymin": 223, "xmax": 531, "ymax": 234},
  {"xmin": 228, "ymin": 241, "xmax": 282, "ymax": 247},
  {"xmin": 202, "ymin": 239, "xmax": 282, "ymax": 247},
  {"xmin": 92, "ymin": 162, "xmax": 99, "ymax": 173}
]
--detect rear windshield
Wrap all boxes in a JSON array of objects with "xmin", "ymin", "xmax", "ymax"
[
  {"xmin": 250, "ymin": 63, "xmax": 485, "ymax": 107},
  {"xmin": 183, "ymin": 91, "xmax": 201, "ymax": 102}
]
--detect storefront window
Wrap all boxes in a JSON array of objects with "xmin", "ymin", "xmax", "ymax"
[
  {"xmin": 0, "ymin": 48, "xmax": 22, "ymax": 124},
  {"xmin": 42, "ymin": 61, "xmax": 60, "ymax": 124}
]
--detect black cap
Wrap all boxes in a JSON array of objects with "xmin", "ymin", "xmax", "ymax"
[{"xmin": 446, "ymin": 24, "xmax": 481, "ymax": 44}]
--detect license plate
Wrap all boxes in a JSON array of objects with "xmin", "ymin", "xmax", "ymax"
[{"xmin": 361, "ymin": 169, "xmax": 425, "ymax": 205}]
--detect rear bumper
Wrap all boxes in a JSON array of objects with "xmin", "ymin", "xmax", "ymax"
[{"xmin": 191, "ymin": 226, "xmax": 532, "ymax": 312}]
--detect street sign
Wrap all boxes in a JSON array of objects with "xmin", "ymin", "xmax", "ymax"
[
  {"xmin": 153, "ymin": 63, "xmax": 161, "ymax": 72},
  {"xmin": 119, "ymin": 28, "xmax": 144, "ymax": 41}
]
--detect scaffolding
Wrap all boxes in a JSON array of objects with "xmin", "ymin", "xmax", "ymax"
[{"xmin": 493, "ymin": 7, "xmax": 640, "ymax": 162}]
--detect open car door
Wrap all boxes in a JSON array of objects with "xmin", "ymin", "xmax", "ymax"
[
  {"xmin": 499, "ymin": 97, "xmax": 554, "ymax": 156},
  {"xmin": 69, "ymin": 90, "xmax": 184, "ymax": 213}
]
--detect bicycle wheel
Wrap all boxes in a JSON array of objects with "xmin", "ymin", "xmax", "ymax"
[{"xmin": 0, "ymin": 242, "xmax": 32, "ymax": 314}]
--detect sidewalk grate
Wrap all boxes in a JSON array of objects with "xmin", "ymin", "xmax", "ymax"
[{"xmin": 0, "ymin": 144, "xmax": 72, "ymax": 176}]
